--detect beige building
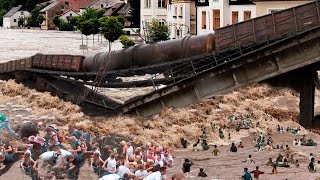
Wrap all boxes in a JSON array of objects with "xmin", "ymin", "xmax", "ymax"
[
  {"xmin": 167, "ymin": 0, "xmax": 196, "ymax": 39},
  {"xmin": 253, "ymin": 0, "xmax": 312, "ymax": 17},
  {"xmin": 40, "ymin": 1, "xmax": 71, "ymax": 30}
]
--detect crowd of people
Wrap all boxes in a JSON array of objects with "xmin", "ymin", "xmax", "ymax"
[
  {"xmin": 178, "ymin": 110, "xmax": 320, "ymax": 179},
  {"xmin": 0, "ymin": 113, "xmax": 188, "ymax": 180},
  {"xmin": 1, "ymin": 107, "xmax": 320, "ymax": 180}
]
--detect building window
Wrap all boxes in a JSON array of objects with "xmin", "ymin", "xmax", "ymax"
[
  {"xmin": 179, "ymin": 6, "xmax": 183, "ymax": 17},
  {"xmin": 158, "ymin": 19, "xmax": 165, "ymax": 25},
  {"xmin": 21, "ymin": 12, "xmax": 24, "ymax": 15},
  {"xmin": 173, "ymin": 6, "xmax": 177, "ymax": 17},
  {"xmin": 213, "ymin": 10, "xmax": 220, "ymax": 29},
  {"xmin": 14, "ymin": 19, "xmax": 16, "ymax": 22},
  {"xmin": 145, "ymin": 0, "xmax": 151, "ymax": 8},
  {"xmin": 158, "ymin": 0, "xmax": 166, "ymax": 8},
  {"xmin": 232, "ymin": 11, "xmax": 238, "ymax": 24},
  {"xmin": 70, "ymin": 13, "xmax": 72, "ymax": 16},
  {"xmin": 65, "ymin": 2, "xmax": 69, "ymax": 6},
  {"xmin": 202, "ymin": 11, "xmax": 206, "ymax": 29},
  {"xmin": 61, "ymin": 5, "xmax": 64, "ymax": 9},
  {"xmin": 101, "ymin": 4, "xmax": 104, "ymax": 8},
  {"xmin": 244, "ymin": 11, "xmax": 251, "ymax": 21}
]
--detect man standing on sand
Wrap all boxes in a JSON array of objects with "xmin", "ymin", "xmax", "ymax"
[{"xmin": 0, "ymin": 113, "xmax": 19, "ymax": 138}]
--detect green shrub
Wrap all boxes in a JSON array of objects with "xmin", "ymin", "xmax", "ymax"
[
  {"xmin": 119, "ymin": 35, "xmax": 135, "ymax": 48},
  {"xmin": 59, "ymin": 21, "xmax": 73, "ymax": 31}
]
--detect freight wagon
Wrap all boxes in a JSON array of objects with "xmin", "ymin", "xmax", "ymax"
[
  {"xmin": 0, "ymin": 54, "xmax": 85, "ymax": 73},
  {"xmin": 0, "ymin": 0, "xmax": 319, "ymax": 74}
]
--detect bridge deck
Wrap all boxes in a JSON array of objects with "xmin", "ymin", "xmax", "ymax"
[{"xmin": 121, "ymin": 26, "xmax": 320, "ymax": 125}]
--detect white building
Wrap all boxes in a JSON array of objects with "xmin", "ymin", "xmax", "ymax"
[
  {"xmin": 167, "ymin": 0, "xmax": 196, "ymax": 39},
  {"xmin": 140, "ymin": 0, "xmax": 168, "ymax": 34},
  {"xmin": 2, "ymin": 5, "xmax": 30, "ymax": 28},
  {"xmin": 196, "ymin": 0, "xmax": 256, "ymax": 35},
  {"xmin": 60, "ymin": 9, "xmax": 80, "ymax": 22}
]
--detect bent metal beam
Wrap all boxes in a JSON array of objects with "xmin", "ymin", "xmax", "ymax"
[{"xmin": 122, "ymin": 27, "xmax": 320, "ymax": 128}]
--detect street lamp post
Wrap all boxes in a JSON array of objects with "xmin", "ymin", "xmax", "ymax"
[
  {"xmin": 178, "ymin": 24, "xmax": 191, "ymax": 38},
  {"xmin": 169, "ymin": 24, "xmax": 178, "ymax": 39}
]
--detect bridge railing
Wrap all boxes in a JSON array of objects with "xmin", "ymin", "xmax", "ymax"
[{"xmin": 129, "ymin": 0, "xmax": 320, "ymax": 94}]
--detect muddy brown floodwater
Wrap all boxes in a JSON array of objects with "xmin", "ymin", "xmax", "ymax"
[
  {"xmin": 2, "ymin": 78, "xmax": 320, "ymax": 179},
  {"xmin": 169, "ymin": 132, "xmax": 320, "ymax": 179}
]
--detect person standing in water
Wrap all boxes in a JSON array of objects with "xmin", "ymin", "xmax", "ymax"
[{"xmin": 0, "ymin": 114, "xmax": 19, "ymax": 138}]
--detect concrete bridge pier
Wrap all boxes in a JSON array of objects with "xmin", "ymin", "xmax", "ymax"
[
  {"xmin": 266, "ymin": 68, "xmax": 318, "ymax": 128},
  {"xmin": 298, "ymin": 71, "xmax": 315, "ymax": 128}
]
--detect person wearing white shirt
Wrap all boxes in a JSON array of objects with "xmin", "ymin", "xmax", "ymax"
[
  {"xmin": 117, "ymin": 165, "xmax": 130, "ymax": 178},
  {"xmin": 135, "ymin": 165, "xmax": 148, "ymax": 179},
  {"xmin": 161, "ymin": 152, "xmax": 173, "ymax": 167},
  {"xmin": 315, "ymin": 161, "xmax": 320, "ymax": 172},
  {"xmin": 102, "ymin": 153, "xmax": 117, "ymax": 176},
  {"xmin": 99, "ymin": 173, "xmax": 121, "ymax": 180},
  {"xmin": 126, "ymin": 142, "xmax": 134, "ymax": 158},
  {"xmin": 155, "ymin": 155, "xmax": 164, "ymax": 167},
  {"xmin": 309, "ymin": 153, "xmax": 314, "ymax": 162},
  {"xmin": 145, "ymin": 167, "xmax": 167, "ymax": 180}
]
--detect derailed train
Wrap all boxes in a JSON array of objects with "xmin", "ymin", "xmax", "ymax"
[
  {"xmin": 83, "ymin": 33, "xmax": 215, "ymax": 72},
  {"xmin": 0, "ymin": 34, "xmax": 215, "ymax": 73},
  {"xmin": 0, "ymin": 0, "xmax": 319, "ymax": 74}
]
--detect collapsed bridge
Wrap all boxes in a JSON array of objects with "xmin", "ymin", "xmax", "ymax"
[{"xmin": 1, "ymin": 1, "xmax": 320, "ymax": 127}]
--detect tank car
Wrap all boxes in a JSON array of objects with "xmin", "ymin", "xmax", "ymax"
[{"xmin": 82, "ymin": 33, "xmax": 215, "ymax": 72}]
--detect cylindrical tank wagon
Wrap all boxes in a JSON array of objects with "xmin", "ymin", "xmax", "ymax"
[{"xmin": 82, "ymin": 33, "xmax": 215, "ymax": 72}]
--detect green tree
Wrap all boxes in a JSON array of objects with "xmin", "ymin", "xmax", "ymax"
[
  {"xmin": 59, "ymin": 21, "xmax": 73, "ymax": 31},
  {"xmin": 78, "ymin": 8, "xmax": 105, "ymax": 46},
  {"xmin": 36, "ymin": 14, "xmax": 45, "ymax": 25},
  {"xmin": 100, "ymin": 16, "xmax": 125, "ymax": 52},
  {"xmin": 97, "ymin": 8, "xmax": 106, "ymax": 18},
  {"xmin": 91, "ymin": 18, "xmax": 100, "ymax": 46},
  {"xmin": 27, "ymin": 7, "xmax": 43, "ymax": 27},
  {"xmin": 0, "ymin": 0, "xmax": 15, "ymax": 10},
  {"xmin": 0, "ymin": 9, "xmax": 7, "ymax": 26},
  {"xmin": 52, "ymin": 15, "xmax": 61, "ymax": 27},
  {"xmin": 79, "ymin": 19, "xmax": 93, "ymax": 45},
  {"xmin": 146, "ymin": 19, "xmax": 170, "ymax": 43},
  {"xmin": 18, "ymin": 17, "xmax": 24, "ymax": 27},
  {"xmin": 69, "ymin": 16, "xmax": 79, "ymax": 29},
  {"xmin": 119, "ymin": 35, "xmax": 135, "ymax": 48}
]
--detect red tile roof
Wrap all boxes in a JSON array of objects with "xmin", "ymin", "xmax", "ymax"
[
  {"xmin": 103, "ymin": 2, "xmax": 125, "ymax": 16},
  {"xmin": 61, "ymin": 0, "xmax": 93, "ymax": 12}
]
